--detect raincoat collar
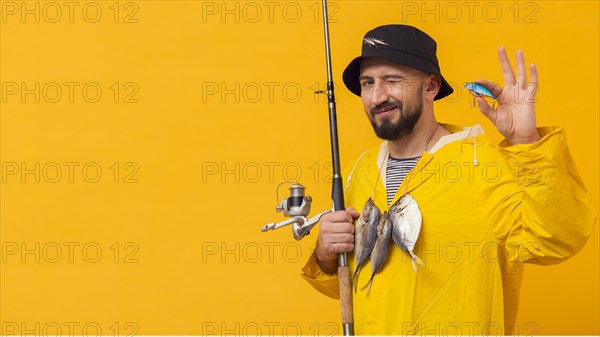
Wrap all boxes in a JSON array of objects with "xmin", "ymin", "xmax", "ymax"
[{"xmin": 376, "ymin": 124, "xmax": 485, "ymax": 206}]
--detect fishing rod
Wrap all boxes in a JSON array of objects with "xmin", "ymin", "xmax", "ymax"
[
  {"xmin": 261, "ymin": 0, "xmax": 354, "ymax": 335},
  {"xmin": 319, "ymin": 0, "xmax": 354, "ymax": 335}
]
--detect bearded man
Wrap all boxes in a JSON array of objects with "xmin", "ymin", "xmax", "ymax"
[{"xmin": 301, "ymin": 24, "xmax": 595, "ymax": 335}]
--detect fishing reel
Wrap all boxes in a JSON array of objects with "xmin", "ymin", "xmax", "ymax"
[{"xmin": 261, "ymin": 183, "xmax": 331, "ymax": 240}]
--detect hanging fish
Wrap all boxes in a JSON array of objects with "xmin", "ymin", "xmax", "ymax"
[
  {"xmin": 389, "ymin": 193, "xmax": 424, "ymax": 272},
  {"xmin": 361, "ymin": 211, "xmax": 392, "ymax": 296},
  {"xmin": 353, "ymin": 198, "xmax": 380, "ymax": 292}
]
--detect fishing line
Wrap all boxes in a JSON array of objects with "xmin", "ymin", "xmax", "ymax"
[{"xmin": 275, "ymin": 181, "xmax": 298, "ymax": 206}]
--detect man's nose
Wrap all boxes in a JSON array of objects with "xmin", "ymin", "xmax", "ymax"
[{"xmin": 370, "ymin": 81, "xmax": 389, "ymax": 106}]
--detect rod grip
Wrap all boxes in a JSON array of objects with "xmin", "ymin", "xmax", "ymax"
[{"xmin": 338, "ymin": 265, "xmax": 354, "ymax": 334}]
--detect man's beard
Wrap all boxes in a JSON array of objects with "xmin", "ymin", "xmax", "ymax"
[{"xmin": 368, "ymin": 88, "xmax": 423, "ymax": 141}]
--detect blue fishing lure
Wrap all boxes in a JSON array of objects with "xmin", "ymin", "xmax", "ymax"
[{"xmin": 464, "ymin": 82, "xmax": 496, "ymax": 99}]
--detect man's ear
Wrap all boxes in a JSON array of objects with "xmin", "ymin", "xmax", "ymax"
[{"xmin": 424, "ymin": 74, "xmax": 441, "ymax": 100}]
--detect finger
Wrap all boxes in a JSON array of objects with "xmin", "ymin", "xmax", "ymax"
[
  {"xmin": 339, "ymin": 223, "xmax": 355, "ymax": 234},
  {"xmin": 328, "ymin": 233, "xmax": 355, "ymax": 244},
  {"xmin": 474, "ymin": 96, "xmax": 496, "ymax": 122},
  {"xmin": 322, "ymin": 210, "xmax": 355, "ymax": 223},
  {"xmin": 498, "ymin": 46, "xmax": 516, "ymax": 87},
  {"xmin": 474, "ymin": 79, "xmax": 502, "ymax": 98},
  {"xmin": 346, "ymin": 206, "xmax": 360, "ymax": 219},
  {"xmin": 321, "ymin": 222, "xmax": 355, "ymax": 235},
  {"xmin": 529, "ymin": 63, "xmax": 538, "ymax": 94},
  {"xmin": 515, "ymin": 50, "xmax": 527, "ymax": 88},
  {"xmin": 323, "ymin": 242, "xmax": 354, "ymax": 255}
]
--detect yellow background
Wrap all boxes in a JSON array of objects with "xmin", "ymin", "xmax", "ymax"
[{"xmin": 1, "ymin": 0, "xmax": 598, "ymax": 335}]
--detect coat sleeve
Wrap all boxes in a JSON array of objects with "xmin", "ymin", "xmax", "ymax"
[
  {"xmin": 300, "ymin": 250, "xmax": 340, "ymax": 299},
  {"xmin": 495, "ymin": 126, "xmax": 596, "ymax": 265}
]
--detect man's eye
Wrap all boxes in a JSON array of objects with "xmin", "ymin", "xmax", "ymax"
[
  {"xmin": 386, "ymin": 79, "xmax": 400, "ymax": 84},
  {"xmin": 360, "ymin": 80, "xmax": 373, "ymax": 87}
]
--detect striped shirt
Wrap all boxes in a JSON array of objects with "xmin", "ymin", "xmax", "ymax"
[{"xmin": 386, "ymin": 156, "xmax": 421, "ymax": 204}]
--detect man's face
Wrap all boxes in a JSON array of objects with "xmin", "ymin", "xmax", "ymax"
[{"xmin": 359, "ymin": 58, "xmax": 428, "ymax": 141}]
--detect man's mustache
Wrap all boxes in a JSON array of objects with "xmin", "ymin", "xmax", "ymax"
[{"xmin": 370, "ymin": 101, "xmax": 403, "ymax": 115}]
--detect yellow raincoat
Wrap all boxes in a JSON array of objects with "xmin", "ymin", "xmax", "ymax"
[{"xmin": 301, "ymin": 124, "xmax": 596, "ymax": 335}]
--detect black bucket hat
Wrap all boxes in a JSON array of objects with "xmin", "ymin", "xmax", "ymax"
[{"xmin": 342, "ymin": 24, "xmax": 453, "ymax": 100}]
